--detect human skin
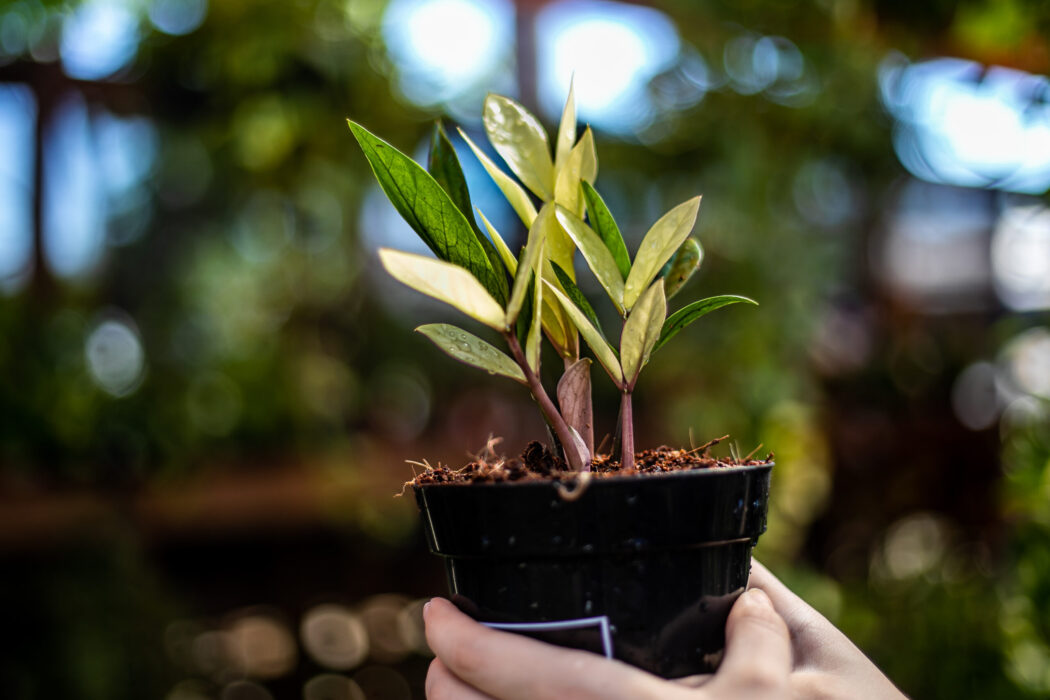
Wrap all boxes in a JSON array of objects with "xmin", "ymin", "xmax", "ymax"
[{"xmin": 422, "ymin": 560, "xmax": 908, "ymax": 699}]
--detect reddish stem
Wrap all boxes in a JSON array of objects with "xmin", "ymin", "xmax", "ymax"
[
  {"xmin": 505, "ymin": 332, "xmax": 589, "ymax": 471},
  {"xmin": 620, "ymin": 391, "xmax": 635, "ymax": 471}
]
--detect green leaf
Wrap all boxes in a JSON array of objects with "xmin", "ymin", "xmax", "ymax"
[
  {"xmin": 620, "ymin": 282, "xmax": 667, "ymax": 385},
  {"xmin": 428, "ymin": 122, "xmax": 474, "ymax": 225},
  {"xmin": 623, "ymin": 196, "xmax": 701, "ymax": 310},
  {"xmin": 483, "ymin": 94, "xmax": 554, "ymax": 201},
  {"xmin": 661, "ymin": 238, "xmax": 704, "ymax": 299},
  {"xmin": 554, "ymin": 78, "xmax": 576, "ymax": 171},
  {"xmin": 554, "ymin": 127, "xmax": 597, "ymax": 218},
  {"xmin": 653, "ymin": 295, "xmax": 758, "ymax": 353},
  {"xmin": 546, "ymin": 283, "xmax": 622, "ymax": 384},
  {"xmin": 477, "ymin": 208, "xmax": 517, "ymax": 275},
  {"xmin": 555, "ymin": 205, "xmax": 625, "ymax": 314},
  {"xmin": 459, "ymin": 127, "xmax": 538, "ymax": 228},
  {"xmin": 416, "ymin": 324, "xmax": 526, "ymax": 384},
  {"xmin": 581, "ymin": 181, "xmax": 630, "ymax": 280},
  {"xmin": 507, "ymin": 203, "xmax": 553, "ymax": 326},
  {"xmin": 378, "ymin": 248, "xmax": 506, "ymax": 330},
  {"xmin": 551, "ymin": 262, "xmax": 604, "ymax": 338},
  {"xmin": 428, "ymin": 122, "xmax": 509, "ymax": 303},
  {"xmin": 349, "ymin": 121, "xmax": 506, "ymax": 305}
]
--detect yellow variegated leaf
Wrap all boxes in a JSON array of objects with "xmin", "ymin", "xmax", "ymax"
[
  {"xmin": 554, "ymin": 205, "xmax": 625, "ymax": 314},
  {"xmin": 620, "ymin": 281, "xmax": 666, "ymax": 385},
  {"xmin": 525, "ymin": 242, "xmax": 544, "ymax": 371},
  {"xmin": 547, "ymin": 219, "xmax": 577, "ymax": 280},
  {"xmin": 541, "ymin": 260, "xmax": 577, "ymax": 356},
  {"xmin": 483, "ymin": 95, "xmax": 555, "ymax": 200},
  {"xmin": 555, "ymin": 78, "xmax": 576, "ymax": 171},
  {"xmin": 458, "ymin": 128, "xmax": 538, "ymax": 228},
  {"xmin": 554, "ymin": 127, "xmax": 597, "ymax": 218},
  {"xmin": 624, "ymin": 196, "xmax": 701, "ymax": 310},
  {"xmin": 379, "ymin": 248, "xmax": 506, "ymax": 330},
  {"xmin": 541, "ymin": 292, "xmax": 570, "ymax": 355},
  {"xmin": 507, "ymin": 203, "xmax": 554, "ymax": 326},
  {"xmin": 416, "ymin": 323, "xmax": 526, "ymax": 384},
  {"xmin": 546, "ymin": 283, "xmax": 623, "ymax": 383},
  {"xmin": 477, "ymin": 208, "xmax": 517, "ymax": 275}
]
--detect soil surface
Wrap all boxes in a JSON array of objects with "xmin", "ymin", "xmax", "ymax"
[{"xmin": 409, "ymin": 438, "xmax": 772, "ymax": 486}]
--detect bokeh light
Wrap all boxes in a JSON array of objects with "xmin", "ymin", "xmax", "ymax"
[
  {"xmin": 383, "ymin": 0, "xmax": 514, "ymax": 108},
  {"xmin": 60, "ymin": 0, "xmax": 140, "ymax": 80},
  {"xmin": 536, "ymin": 0, "xmax": 679, "ymax": 134},
  {"xmin": 148, "ymin": 0, "xmax": 207, "ymax": 36},
  {"xmin": 300, "ymin": 604, "xmax": 369, "ymax": 671},
  {"xmin": 85, "ymin": 317, "xmax": 146, "ymax": 397},
  {"xmin": 882, "ymin": 54, "xmax": 1050, "ymax": 194},
  {"xmin": 0, "ymin": 83, "xmax": 35, "ymax": 294}
]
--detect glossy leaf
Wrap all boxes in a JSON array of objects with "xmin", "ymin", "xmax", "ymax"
[
  {"xmin": 546, "ymin": 283, "xmax": 622, "ymax": 383},
  {"xmin": 555, "ymin": 205, "xmax": 625, "ymax": 313},
  {"xmin": 483, "ymin": 94, "xmax": 554, "ymax": 200},
  {"xmin": 558, "ymin": 357, "xmax": 594, "ymax": 453},
  {"xmin": 551, "ymin": 262, "xmax": 604, "ymax": 338},
  {"xmin": 507, "ymin": 203, "xmax": 553, "ymax": 326},
  {"xmin": 429, "ymin": 122, "xmax": 508, "ymax": 302},
  {"xmin": 378, "ymin": 248, "xmax": 506, "ymax": 330},
  {"xmin": 459, "ymin": 127, "xmax": 538, "ymax": 228},
  {"xmin": 477, "ymin": 208, "xmax": 517, "ymax": 275},
  {"xmin": 554, "ymin": 78, "xmax": 576, "ymax": 171},
  {"xmin": 623, "ymin": 196, "xmax": 701, "ymax": 310},
  {"xmin": 653, "ymin": 295, "xmax": 758, "ymax": 353},
  {"xmin": 620, "ymin": 282, "xmax": 666, "ymax": 384},
  {"xmin": 581, "ymin": 181, "xmax": 630, "ymax": 280},
  {"xmin": 348, "ymin": 121, "xmax": 505, "ymax": 304},
  {"xmin": 416, "ymin": 323, "xmax": 525, "ymax": 384},
  {"xmin": 554, "ymin": 127, "xmax": 597, "ymax": 218},
  {"xmin": 661, "ymin": 237, "xmax": 704, "ymax": 299}
]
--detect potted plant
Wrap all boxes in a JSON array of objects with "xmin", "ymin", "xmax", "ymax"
[{"xmin": 348, "ymin": 85, "xmax": 771, "ymax": 679}]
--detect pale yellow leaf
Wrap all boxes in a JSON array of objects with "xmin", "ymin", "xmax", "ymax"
[
  {"xmin": 555, "ymin": 78, "xmax": 576, "ymax": 171},
  {"xmin": 554, "ymin": 127, "xmax": 597, "ymax": 218},
  {"xmin": 458, "ymin": 128, "xmax": 538, "ymax": 228},
  {"xmin": 624, "ymin": 196, "xmax": 701, "ymax": 310},
  {"xmin": 506, "ymin": 203, "xmax": 554, "ymax": 326},
  {"xmin": 477, "ymin": 208, "xmax": 516, "ymax": 275},
  {"xmin": 620, "ymin": 281, "xmax": 667, "ymax": 384},
  {"xmin": 554, "ymin": 205, "xmax": 625, "ymax": 314},
  {"xmin": 525, "ymin": 241, "xmax": 544, "ymax": 372},
  {"xmin": 483, "ymin": 95, "xmax": 555, "ymax": 200},
  {"xmin": 546, "ymin": 283, "xmax": 623, "ymax": 383},
  {"xmin": 379, "ymin": 248, "xmax": 506, "ymax": 330}
]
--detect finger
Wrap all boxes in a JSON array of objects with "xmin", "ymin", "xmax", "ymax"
[
  {"xmin": 747, "ymin": 560, "xmax": 815, "ymax": 629},
  {"xmin": 706, "ymin": 588, "xmax": 791, "ymax": 697},
  {"xmin": 748, "ymin": 560, "xmax": 854, "ymax": 667},
  {"xmin": 423, "ymin": 597, "xmax": 668, "ymax": 700},
  {"xmin": 672, "ymin": 672, "xmax": 713, "ymax": 688},
  {"xmin": 426, "ymin": 657, "xmax": 496, "ymax": 700}
]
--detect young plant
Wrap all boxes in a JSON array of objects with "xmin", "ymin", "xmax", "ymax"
[{"xmin": 348, "ymin": 88, "xmax": 756, "ymax": 472}]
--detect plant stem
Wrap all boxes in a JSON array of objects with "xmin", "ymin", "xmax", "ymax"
[
  {"xmin": 505, "ymin": 332, "xmax": 589, "ymax": 472},
  {"xmin": 620, "ymin": 391, "xmax": 635, "ymax": 470}
]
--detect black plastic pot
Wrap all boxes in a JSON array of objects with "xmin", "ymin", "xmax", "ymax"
[{"xmin": 413, "ymin": 463, "xmax": 772, "ymax": 678}]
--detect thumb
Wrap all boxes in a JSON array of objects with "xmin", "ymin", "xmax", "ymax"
[{"xmin": 706, "ymin": 588, "xmax": 792, "ymax": 697}]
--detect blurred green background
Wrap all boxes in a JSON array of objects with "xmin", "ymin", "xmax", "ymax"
[{"xmin": 1, "ymin": 0, "xmax": 1049, "ymax": 697}]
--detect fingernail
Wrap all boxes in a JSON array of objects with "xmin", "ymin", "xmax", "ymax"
[{"xmin": 423, "ymin": 599, "xmax": 433, "ymax": 618}]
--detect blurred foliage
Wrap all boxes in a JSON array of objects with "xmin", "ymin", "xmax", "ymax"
[{"xmin": 1, "ymin": 0, "xmax": 1049, "ymax": 698}]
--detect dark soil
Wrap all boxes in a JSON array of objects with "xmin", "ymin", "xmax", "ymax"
[{"xmin": 409, "ymin": 438, "xmax": 773, "ymax": 486}]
